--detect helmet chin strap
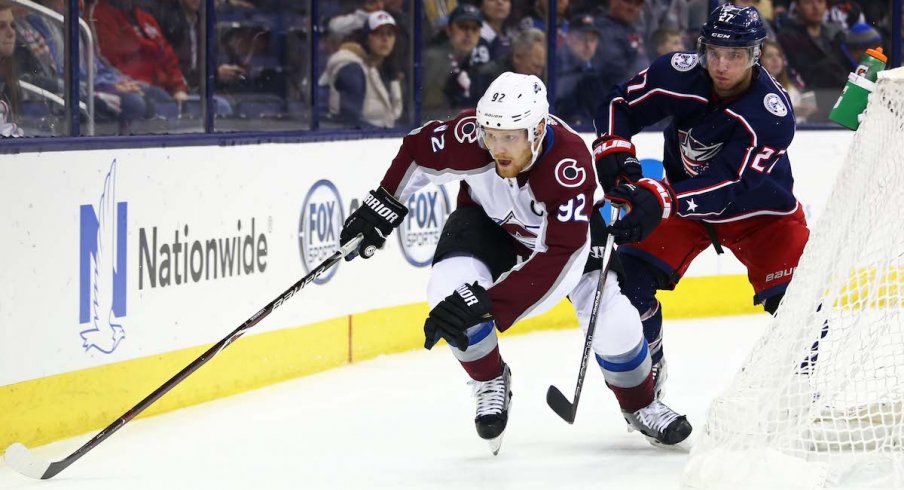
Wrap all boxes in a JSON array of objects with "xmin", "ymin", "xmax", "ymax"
[{"xmin": 521, "ymin": 119, "xmax": 548, "ymax": 173}]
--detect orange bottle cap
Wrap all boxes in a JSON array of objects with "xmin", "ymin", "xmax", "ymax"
[{"xmin": 866, "ymin": 46, "xmax": 888, "ymax": 63}]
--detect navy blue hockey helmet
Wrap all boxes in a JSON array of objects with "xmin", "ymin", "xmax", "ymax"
[{"xmin": 697, "ymin": 5, "xmax": 767, "ymax": 67}]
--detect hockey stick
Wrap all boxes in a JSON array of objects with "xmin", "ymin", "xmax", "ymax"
[
  {"xmin": 547, "ymin": 206, "xmax": 619, "ymax": 424},
  {"xmin": 4, "ymin": 235, "xmax": 364, "ymax": 480}
]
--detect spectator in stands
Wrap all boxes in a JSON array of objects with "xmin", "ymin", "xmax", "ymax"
[
  {"xmin": 319, "ymin": 10, "xmax": 402, "ymax": 128},
  {"xmin": 841, "ymin": 21, "xmax": 882, "ymax": 68},
  {"xmin": 150, "ymin": 0, "xmax": 244, "ymax": 93},
  {"xmin": 519, "ymin": 0, "xmax": 570, "ymax": 35},
  {"xmin": 761, "ymin": 39, "xmax": 818, "ymax": 122},
  {"xmin": 13, "ymin": 0, "xmax": 157, "ymax": 130},
  {"xmin": 93, "ymin": 0, "xmax": 189, "ymax": 105},
  {"xmin": 477, "ymin": 27, "xmax": 547, "ymax": 91},
  {"xmin": 651, "ymin": 27, "xmax": 685, "ymax": 55},
  {"xmin": 423, "ymin": 0, "xmax": 458, "ymax": 38},
  {"xmin": 423, "ymin": 4, "xmax": 490, "ymax": 114},
  {"xmin": 595, "ymin": 0, "xmax": 650, "ymax": 86},
  {"xmin": 640, "ymin": 0, "xmax": 689, "ymax": 47},
  {"xmin": 777, "ymin": 0, "xmax": 850, "ymax": 120},
  {"xmin": 480, "ymin": 0, "xmax": 515, "ymax": 59},
  {"xmin": 328, "ymin": 0, "xmax": 384, "ymax": 47},
  {"xmin": 0, "ymin": 3, "xmax": 22, "ymax": 136},
  {"xmin": 555, "ymin": 14, "xmax": 605, "ymax": 126}
]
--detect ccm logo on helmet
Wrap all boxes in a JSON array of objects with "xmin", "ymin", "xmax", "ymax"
[{"xmin": 554, "ymin": 159, "xmax": 587, "ymax": 188}]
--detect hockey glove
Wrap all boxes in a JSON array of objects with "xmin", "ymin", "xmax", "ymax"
[
  {"xmin": 592, "ymin": 135, "xmax": 643, "ymax": 192},
  {"xmin": 606, "ymin": 178, "xmax": 674, "ymax": 245},
  {"xmin": 339, "ymin": 187, "xmax": 408, "ymax": 260},
  {"xmin": 424, "ymin": 282, "xmax": 493, "ymax": 351}
]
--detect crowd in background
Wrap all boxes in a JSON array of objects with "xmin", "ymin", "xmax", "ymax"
[{"xmin": 0, "ymin": 0, "xmax": 900, "ymax": 136}]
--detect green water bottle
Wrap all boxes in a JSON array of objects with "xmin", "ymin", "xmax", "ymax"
[{"xmin": 829, "ymin": 47, "xmax": 888, "ymax": 130}]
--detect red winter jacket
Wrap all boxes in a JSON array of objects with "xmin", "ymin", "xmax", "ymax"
[{"xmin": 92, "ymin": 0, "xmax": 188, "ymax": 95}]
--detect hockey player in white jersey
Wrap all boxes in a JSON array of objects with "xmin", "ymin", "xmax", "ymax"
[{"xmin": 339, "ymin": 72, "xmax": 692, "ymax": 453}]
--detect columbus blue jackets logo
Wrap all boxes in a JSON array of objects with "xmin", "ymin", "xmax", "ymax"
[
  {"xmin": 670, "ymin": 53, "xmax": 697, "ymax": 72},
  {"xmin": 678, "ymin": 129, "xmax": 723, "ymax": 177},
  {"xmin": 763, "ymin": 93, "xmax": 788, "ymax": 117},
  {"xmin": 79, "ymin": 160, "xmax": 128, "ymax": 354}
]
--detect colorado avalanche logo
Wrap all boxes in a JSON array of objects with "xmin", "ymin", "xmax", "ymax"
[
  {"xmin": 678, "ymin": 129, "xmax": 723, "ymax": 177},
  {"xmin": 454, "ymin": 116, "xmax": 479, "ymax": 144},
  {"xmin": 554, "ymin": 159, "xmax": 587, "ymax": 188},
  {"xmin": 496, "ymin": 211, "xmax": 540, "ymax": 249}
]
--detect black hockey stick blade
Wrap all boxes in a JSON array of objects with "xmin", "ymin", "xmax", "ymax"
[
  {"xmin": 546, "ymin": 386, "xmax": 577, "ymax": 424},
  {"xmin": 3, "ymin": 235, "xmax": 364, "ymax": 480}
]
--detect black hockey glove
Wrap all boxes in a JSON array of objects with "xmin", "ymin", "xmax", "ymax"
[
  {"xmin": 424, "ymin": 282, "xmax": 493, "ymax": 351},
  {"xmin": 606, "ymin": 178, "xmax": 674, "ymax": 245},
  {"xmin": 339, "ymin": 187, "xmax": 408, "ymax": 260},
  {"xmin": 592, "ymin": 135, "xmax": 643, "ymax": 192}
]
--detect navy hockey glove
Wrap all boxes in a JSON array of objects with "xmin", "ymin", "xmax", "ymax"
[
  {"xmin": 339, "ymin": 187, "xmax": 408, "ymax": 260},
  {"xmin": 424, "ymin": 283, "xmax": 493, "ymax": 351},
  {"xmin": 592, "ymin": 135, "xmax": 643, "ymax": 192},
  {"xmin": 606, "ymin": 178, "xmax": 674, "ymax": 245}
]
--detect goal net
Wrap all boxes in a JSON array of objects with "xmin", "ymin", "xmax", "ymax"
[{"xmin": 684, "ymin": 67, "xmax": 904, "ymax": 490}]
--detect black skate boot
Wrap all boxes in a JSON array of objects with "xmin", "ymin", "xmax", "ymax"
[
  {"xmin": 623, "ymin": 399, "xmax": 692, "ymax": 449},
  {"xmin": 469, "ymin": 364, "xmax": 512, "ymax": 455}
]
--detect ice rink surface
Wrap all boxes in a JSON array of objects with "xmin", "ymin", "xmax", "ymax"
[{"xmin": 0, "ymin": 314, "xmax": 770, "ymax": 490}]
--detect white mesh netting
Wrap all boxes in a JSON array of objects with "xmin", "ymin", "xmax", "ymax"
[{"xmin": 683, "ymin": 67, "xmax": 904, "ymax": 490}]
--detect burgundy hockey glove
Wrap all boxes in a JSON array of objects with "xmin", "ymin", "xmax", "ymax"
[
  {"xmin": 424, "ymin": 282, "xmax": 493, "ymax": 351},
  {"xmin": 592, "ymin": 135, "xmax": 643, "ymax": 192},
  {"xmin": 606, "ymin": 178, "xmax": 674, "ymax": 245},
  {"xmin": 339, "ymin": 187, "xmax": 408, "ymax": 260}
]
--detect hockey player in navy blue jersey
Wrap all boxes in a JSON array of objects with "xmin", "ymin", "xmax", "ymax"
[{"xmin": 592, "ymin": 5, "xmax": 811, "ymax": 398}]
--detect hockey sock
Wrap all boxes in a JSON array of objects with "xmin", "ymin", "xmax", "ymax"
[
  {"xmin": 449, "ymin": 321, "xmax": 504, "ymax": 381},
  {"xmin": 641, "ymin": 301, "xmax": 664, "ymax": 365},
  {"xmin": 597, "ymin": 338, "xmax": 655, "ymax": 412}
]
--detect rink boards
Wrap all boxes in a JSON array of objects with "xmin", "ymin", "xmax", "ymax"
[{"xmin": 0, "ymin": 130, "xmax": 852, "ymax": 450}]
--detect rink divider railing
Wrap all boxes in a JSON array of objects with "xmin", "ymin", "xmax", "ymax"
[{"xmin": 0, "ymin": 130, "xmax": 853, "ymax": 453}]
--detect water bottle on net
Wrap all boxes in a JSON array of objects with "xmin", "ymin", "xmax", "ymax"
[{"xmin": 829, "ymin": 47, "xmax": 888, "ymax": 130}]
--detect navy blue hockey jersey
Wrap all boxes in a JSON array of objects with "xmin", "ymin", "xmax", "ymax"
[{"xmin": 594, "ymin": 51, "xmax": 800, "ymax": 222}]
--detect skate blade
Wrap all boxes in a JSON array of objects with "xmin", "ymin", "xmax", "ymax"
[
  {"xmin": 645, "ymin": 435, "xmax": 692, "ymax": 452},
  {"xmin": 487, "ymin": 433, "xmax": 505, "ymax": 456}
]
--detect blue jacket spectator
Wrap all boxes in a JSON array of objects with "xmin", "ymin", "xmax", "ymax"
[
  {"xmin": 595, "ymin": 0, "xmax": 650, "ymax": 86},
  {"xmin": 422, "ymin": 4, "xmax": 490, "ymax": 115},
  {"xmin": 555, "ymin": 14, "xmax": 606, "ymax": 126}
]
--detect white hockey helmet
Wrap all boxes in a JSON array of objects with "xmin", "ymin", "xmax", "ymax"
[{"xmin": 476, "ymin": 72, "xmax": 549, "ymax": 168}]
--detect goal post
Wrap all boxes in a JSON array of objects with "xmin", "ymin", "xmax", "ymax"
[{"xmin": 683, "ymin": 67, "xmax": 904, "ymax": 490}]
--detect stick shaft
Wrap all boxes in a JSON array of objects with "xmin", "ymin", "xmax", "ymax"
[{"xmin": 34, "ymin": 236, "xmax": 362, "ymax": 479}]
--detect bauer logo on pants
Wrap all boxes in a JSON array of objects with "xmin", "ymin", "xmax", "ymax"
[
  {"xmin": 299, "ymin": 180, "xmax": 345, "ymax": 284},
  {"xmin": 398, "ymin": 184, "xmax": 450, "ymax": 267},
  {"xmin": 79, "ymin": 159, "xmax": 128, "ymax": 355}
]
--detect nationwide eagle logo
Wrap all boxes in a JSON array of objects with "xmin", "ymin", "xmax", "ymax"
[{"xmin": 678, "ymin": 129, "xmax": 723, "ymax": 177}]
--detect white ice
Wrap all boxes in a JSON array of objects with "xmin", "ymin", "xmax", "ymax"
[{"xmin": 0, "ymin": 315, "xmax": 768, "ymax": 490}]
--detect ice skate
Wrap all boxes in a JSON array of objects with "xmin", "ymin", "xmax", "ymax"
[
  {"xmin": 469, "ymin": 364, "xmax": 512, "ymax": 455},
  {"xmin": 623, "ymin": 399, "xmax": 692, "ymax": 449}
]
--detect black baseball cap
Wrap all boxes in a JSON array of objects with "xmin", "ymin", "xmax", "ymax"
[
  {"xmin": 449, "ymin": 4, "xmax": 483, "ymax": 25},
  {"xmin": 569, "ymin": 14, "xmax": 600, "ymax": 35}
]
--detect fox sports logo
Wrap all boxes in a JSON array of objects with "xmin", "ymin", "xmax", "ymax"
[
  {"xmin": 299, "ymin": 180, "xmax": 345, "ymax": 284},
  {"xmin": 398, "ymin": 184, "xmax": 450, "ymax": 267}
]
